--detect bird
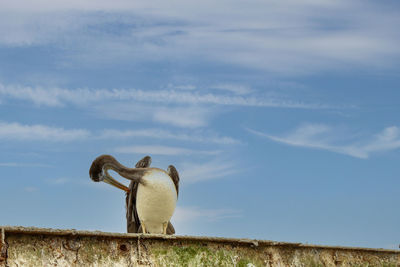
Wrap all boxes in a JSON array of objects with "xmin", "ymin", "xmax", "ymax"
[
  {"xmin": 126, "ymin": 156, "xmax": 178, "ymax": 234},
  {"xmin": 89, "ymin": 154, "xmax": 179, "ymax": 235}
]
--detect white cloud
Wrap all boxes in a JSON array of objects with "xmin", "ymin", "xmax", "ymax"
[
  {"xmin": 0, "ymin": 1, "xmax": 398, "ymax": 74},
  {"xmin": 100, "ymin": 128, "xmax": 239, "ymax": 144},
  {"xmin": 0, "ymin": 162, "xmax": 19, "ymax": 167},
  {"xmin": 171, "ymin": 85, "xmax": 196, "ymax": 91},
  {"xmin": 0, "ymin": 162, "xmax": 52, "ymax": 167},
  {"xmin": 362, "ymin": 127, "xmax": 400, "ymax": 153},
  {"xmin": 0, "ymin": 0, "xmax": 345, "ymax": 12},
  {"xmin": 152, "ymin": 107, "xmax": 210, "ymax": 128},
  {"xmin": 24, "ymin": 186, "xmax": 39, "ymax": 192},
  {"xmin": 172, "ymin": 206, "xmax": 242, "ymax": 223},
  {"xmin": 180, "ymin": 160, "xmax": 237, "ymax": 183},
  {"xmin": 95, "ymin": 103, "xmax": 213, "ymax": 129},
  {"xmin": 0, "ymin": 84, "xmax": 329, "ymax": 109},
  {"xmin": 46, "ymin": 178, "xmax": 70, "ymax": 185},
  {"xmin": 115, "ymin": 145, "xmax": 220, "ymax": 156},
  {"xmin": 248, "ymin": 124, "xmax": 400, "ymax": 159},
  {"xmin": 0, "ymin": 120, "xmax": 238, "ymax": 145},
  {"xmin": 210, "ymin": 84, "xmax": 252, "ymax": 95},
  {"xmin": 0, "ymin": 121, "xmax": 90, "ymax": 141},
  {"xmin": 171, "ymin": 206, "xmax": 242, "ymax": 235},
  {"xmin": 0, "ymin": 85, "xmax": 63, "ymax": 106},
  {"xmin": 0, "ymin": 83, "xmax": 332, "ymax": 130},
  {"xmin": 0, "ymin": 84, "xmax": 122, "ymax": 107}
]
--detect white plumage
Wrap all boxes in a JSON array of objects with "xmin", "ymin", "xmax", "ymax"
[{"xmin": 136, "ymin": 169, "xmax": 177, "ymax": 234}]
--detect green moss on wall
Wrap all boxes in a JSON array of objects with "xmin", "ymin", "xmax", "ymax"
[{"xmin": 153, "ymin": 244, "xmax": 262, "ymax": 267}]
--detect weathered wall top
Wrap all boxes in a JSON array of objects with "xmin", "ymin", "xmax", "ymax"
[{"xmin": 1, "ymin": 226, "xmax": 399, "ymax": 266}]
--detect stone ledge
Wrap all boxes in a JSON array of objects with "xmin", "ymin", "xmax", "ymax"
[{"xmin": 1, "ymin": 226, "xmax": 399, "ymax": 266}]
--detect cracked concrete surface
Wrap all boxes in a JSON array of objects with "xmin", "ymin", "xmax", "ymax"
[{"xmin": 1, "ymin": 226, "xmax": 399, "ymax": 266}]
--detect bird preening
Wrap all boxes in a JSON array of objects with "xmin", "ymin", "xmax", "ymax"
[{"xmin": 89, "ymin": 154, "xmax": 179, "ymax": 235}]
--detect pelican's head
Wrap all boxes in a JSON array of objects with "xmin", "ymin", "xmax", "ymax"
[{"xmin": 89, "ymin": 155, "xmax": 129, "ymax": 192}]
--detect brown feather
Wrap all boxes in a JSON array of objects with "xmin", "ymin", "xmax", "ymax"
[
  {"xmin": 126, "ymin": 156, "xmax": 151, "ymax": 233},
  {"xmin": 167, "ymin": 165, "xmax": 180, "ymax": 196}
]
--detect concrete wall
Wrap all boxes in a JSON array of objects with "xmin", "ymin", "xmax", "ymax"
[{"xmin": 1, "ymin": 226, "xmax": 399, "ymax": 266}]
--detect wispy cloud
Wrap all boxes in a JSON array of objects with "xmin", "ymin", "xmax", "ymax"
[
  {"xmin": 171, "ymin": 85, "xmax": 197, "ymax": 91},
  {"xmin": 0, "ymin": 162, "xmax": 52, "ymax": 167},
  {"xmin": 170, "ymin": 206, "xmax": 242, "ymax": 235},
  {"xmin": 23, "ymin": 186, "xmax": 39, "ymax": 192},
  {"xmin": 180, "ymin": 160, "xmax": 237, "ymax": 183},
  {"xmin": 210, "ymin": 84, "xmax": 252, "ymax": 95},
  {"xmin": 0, "ymin": 120, "xmax": 239, "ymax": 145},
  {"xmin": 172, "ymin": 206, "xmax": 242, "ymax": 223},
  {"xmin": 46, "ymin": 178, "xmax": 70, "ymax": 185},
  {"xmin": 248, "ymin": 124, "xmax": 400, "ymax": 159},
  {"xmin": 0, "ymin": 1, "xmax": 398, "ymax": 74},
  {"xmin": 0, "ymin": 84, "xmax": 330, "ymax": 109},
  {"xmin": 171, "ymin": 83, "xmax": 252, "ymax": 95},
  {"xmin": 115, "ymin": 145, "xmax": 220, "ymax": 156},
  {"xmin": 95, "ymin": 103, "xmax": 213, "ymax": 129},
  {"xmin": 100, "ymin": 128, "xmax": 239, "ymax": 144},
  {"xmin": 0, "ymin": 84, "xmax": 333, "ymax": 130},
  {"xmin": 152, "ymin": 107, "xmax": 210, "ymax": 128},
  {"xmin": 171, "ymin": 206, "xmax": 242, "ymax": 235},
  {"xmin": 0, "ymin": 121, "xmax": 90, "ymax": 141}
]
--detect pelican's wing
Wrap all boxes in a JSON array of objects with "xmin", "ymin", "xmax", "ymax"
[
  {"xmin": 126, "ymin": 181, "xmax": 140, "ymax": 233},
  {"xmin": 167, "ymin": 165, "xmax": 179, "ymax": 196},
  {"xmin": 135, "ymin": 155, "xmax": 152, "ymax": 168},
  {"xmin": 166, "ymin": 221, "xmax": 175, "ymax": 234},
  {"xmin": 126, "ymin": 155, "xmax": 152, "ymax": 233},
  {"xmin": 166, "ymin": 165, "xmax": 179, "ymax": 235}
]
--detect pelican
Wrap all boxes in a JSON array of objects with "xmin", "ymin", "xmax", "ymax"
[{"xmin": 89, "ymin": 154, "xmax": 179, "ymax": 235}]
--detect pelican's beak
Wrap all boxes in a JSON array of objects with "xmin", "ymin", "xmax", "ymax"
[{"xmin": 101, "ymin": 170, "xmax": 129, "ymax": 192}]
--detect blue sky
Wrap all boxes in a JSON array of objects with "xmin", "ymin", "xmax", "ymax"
[{"xmin": 0, "ymin": 0, "xmax": 399, "ymax": 249}]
